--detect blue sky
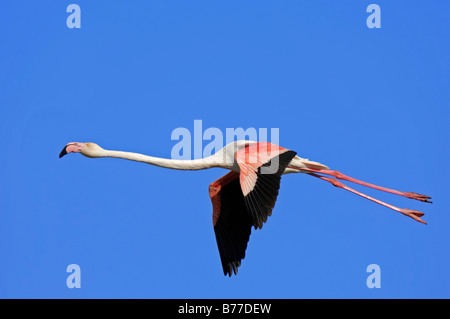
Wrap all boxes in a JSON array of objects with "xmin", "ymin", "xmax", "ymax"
[{"xmin": 0, "ymin": 1, "xmax": 449, "ymax": 298}]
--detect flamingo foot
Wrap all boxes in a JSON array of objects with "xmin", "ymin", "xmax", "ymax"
[
  {"xmin": 405, "ymin": 192, "xmax": 432, "ymax": 203},
  {"xmin": 400, "ymin": 209, "xmax": 427, "ymax": 224}
]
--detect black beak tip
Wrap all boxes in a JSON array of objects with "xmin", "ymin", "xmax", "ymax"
[{"xmin": 59, "ymin": 146, "xmax": 68, "ymax": 158}]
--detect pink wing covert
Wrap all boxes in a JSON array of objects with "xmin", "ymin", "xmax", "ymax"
[{"xmin": 235, "ymin": 142, "xmax": 291, "ymax": 196}]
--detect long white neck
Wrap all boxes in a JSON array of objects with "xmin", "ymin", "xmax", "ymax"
[{"xmin": 100, "ymin": 150, "xmax": 218, "ymax": 171}]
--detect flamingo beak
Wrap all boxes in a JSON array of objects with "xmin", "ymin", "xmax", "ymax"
[
  {"xmin": 59, "ymin": 142, "xmax": 86, "ymax": 158},
  {"xmin": 59, "ymin": 145, "xmax": 69, "ymax": 158}
]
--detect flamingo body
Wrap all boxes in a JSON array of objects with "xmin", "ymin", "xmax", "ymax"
[{"xmin": 210, "ymin": 144, "xmax": 296, "ymax": 275}]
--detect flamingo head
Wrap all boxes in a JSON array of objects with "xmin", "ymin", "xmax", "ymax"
[{"xmin": 59, "ymin": 142, "xmax": 105, "ymax": 158}]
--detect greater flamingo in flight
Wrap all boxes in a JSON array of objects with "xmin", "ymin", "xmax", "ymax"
[{"xmin": 59, "ymin": 141, "xmax": 431, "ymax": 276}]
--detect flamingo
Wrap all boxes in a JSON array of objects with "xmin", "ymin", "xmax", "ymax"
[{"xmin": 59, "ymin": 140, "xmax": 431, "ymax": 276}]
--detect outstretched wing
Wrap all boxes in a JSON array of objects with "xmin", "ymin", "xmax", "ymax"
[
  {"xmin": 210, "ymin": 142, "xmax": 297, "ymax": 276},
  {"xmin": 210, "ymin": 171, "xmax": 252, "ymax": 276},
  {"xmin": 236, "ymin": 142, "xmax": 297, "ymax": 229}
]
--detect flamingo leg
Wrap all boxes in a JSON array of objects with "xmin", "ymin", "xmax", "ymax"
[
  {"xmin": 294, "ymin": 167, "xmax": 432, "ymax": 203},
  {"xmin": 308, "ymin": 173, "xmax": 427, "ymax": 224}
]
